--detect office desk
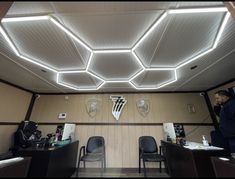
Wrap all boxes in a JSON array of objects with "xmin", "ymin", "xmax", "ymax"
[
  {"xmin": 161, "ymin": 140, "xmax": 229, "ymax": 177},
  {"xmin": 16, "ymin": 140, "xmax": 79, "ymax": 177},
  {"xmin": 0, "ymin": 157, "xmax": 31, "ymax": 177},
  {"xmin": 211, "ymin": 156, "xmax": 235, "ymax": 177}
]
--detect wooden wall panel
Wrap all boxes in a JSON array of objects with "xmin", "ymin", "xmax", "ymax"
[
  {"xmin": 0, "ymin": 82, "xmax": 32, "ymax": 122},
  {"xmin": 36, "ymin": 124, "xmax": 213, "ymax": 168},
  {"xmin": 0, "ymin": 125, "xmax": 18, "ymax": 154},
  {"xmin": 31, "ymin": 92, "xmax": 213, "ymax": 168},
  {"xmin": 31, "ymin": 93, "xmax": 210, "ymax": 124},
  {"xmin": 0, "ymin": 82, "xmax": 32, "ymax": 153}
]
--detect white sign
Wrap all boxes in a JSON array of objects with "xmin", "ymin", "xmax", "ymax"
[{"xmin": 110, "ymin": 95, "xmax": 127, "ymax": 121}]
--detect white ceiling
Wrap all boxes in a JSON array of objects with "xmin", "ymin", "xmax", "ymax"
[{"xmin": 0, "ymin": 1, "xmax": 235, "ymax": 93}]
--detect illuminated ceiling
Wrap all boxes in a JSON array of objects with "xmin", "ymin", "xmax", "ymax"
[{"xmin": 0, "ymin": 2, "xmax": 235, "ymax": 93}]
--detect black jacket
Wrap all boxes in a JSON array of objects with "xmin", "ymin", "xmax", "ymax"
[{"xmin": 214, "ymin": 98, "xmax": 235, "ymax": 137}]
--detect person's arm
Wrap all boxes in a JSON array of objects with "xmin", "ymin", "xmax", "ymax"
[
  {"xmin": 213, "ymin": 105, "xmax": 221, "ymax": 117},
  {"xmin": 227, "ymin": 99, "xmax": 235, "ymax": 120}
]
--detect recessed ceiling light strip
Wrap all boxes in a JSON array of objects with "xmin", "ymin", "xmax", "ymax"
[
  {"xmin": 132, "ymin": 12, "xmax": 168, "ymax": 50},
  {"xmin": 130, "ymin": 69, "xmax": 177, "ymax": 90},
  {"xmin": 96, "ymin": 81, "xmax": 105, "ymax": 90},
  {"xmin": 1, "ymin": 16, "xmax": 49, "ymax": 22},
  {"xmin": 168, "ymin": 7, "xmax": 227, "ymax": 14},
  {"xmin": 131, "ymin": 51, "xmax": 145, "ymax": 69},
  {"xmin": 58, "ymin": 80, "xmax": 100, "ymax": 91},
  {"xmin": 86, "ymin": 52, "xmax": 93, "ymax": 71},
  {"xmin": 1, "ymin": 8, "xmax": 230, "ymax": 91},
  {"xmin": 176, "ymin": 48, "xmax": 213, "ymax": 69},
  {"xmin": 106, "ymin": 80, "xmax": 129, "ymax": 83},
  {"xmin": 58, "ymin": 70, "xmax": 86, "ymax": 74},
  {"xmin": 156, "ymin": 78, "xmax": 177, "ymax": 89},
  {"xmin": 212, "ymin": 12, "xmax": 231, "ymax": 49},
  {"xmin": 0, "ymin": 26, "xmax": 58, "ymax": 73},
  {"xmin": 57, "ymin": 82, "xmax": 79, "ymax": 90},
  {"xmin": 86, "ymin": 71, "xmax": 105, "ymax": 82},
  {"xmin": 145, "ymin": 67, "xmax": 175, "ymax": 71},
  {"xmin": 93, "ymin": 49, "xmax": 131, "ymax": 53},
  {"xmin": 128, "ymin": 68, "xmax": 145, "ymax": 82},
  {"xmin": 19, "ymin": 55, "xmax": 58, "ymax": 73},
  {"xmin": 49, "ymin": 17, "xmax": 92, "ymax": 53},
  {"xmin": 0, "ymin": 26, "xmax": 20, "ymax": 56}
]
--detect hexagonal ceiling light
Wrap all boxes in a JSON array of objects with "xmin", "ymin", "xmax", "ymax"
[{"xmin": 0, "ymin": 7, "xmax": 230, "ymax": 91}]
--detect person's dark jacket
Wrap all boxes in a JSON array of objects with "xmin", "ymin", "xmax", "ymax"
[{"xmin": 214, "ymin": 98, "xmax": 235, "ymax": 137}]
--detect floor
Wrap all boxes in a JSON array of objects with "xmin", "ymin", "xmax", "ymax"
[{"xmin": 71, "ymin": 168, "xmax": 169, "ymax": 178}]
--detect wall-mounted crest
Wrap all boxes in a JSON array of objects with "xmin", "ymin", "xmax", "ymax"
[
  {"xmin": 110, "ymin": 95, "xmax": 127, "ymax": 121},
  {"xmin": 85, "ymin": 98, "xmax": 101, "ymax": 118},
  {"xmin": 136, "ymin": 98, "xmax": 150, "ymax": 117}
]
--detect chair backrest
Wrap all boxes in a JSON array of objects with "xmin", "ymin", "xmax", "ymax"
[
  {"xmin": 86, "ymin": 136, "xmax": 105, "ymax": 154},
  {"xmin": 139, "ymin": 136, "xmax": 158, "ymax": 153}
]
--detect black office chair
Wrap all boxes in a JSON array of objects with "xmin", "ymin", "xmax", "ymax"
[
  {"xmin": 139, "ymin": 136, "xmax": 165, "ymax": 177},
  {"xmin": 77, "ymin": 136, "xmax": 106, "ymax": 176}
]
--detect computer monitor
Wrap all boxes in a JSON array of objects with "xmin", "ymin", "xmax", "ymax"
[
  {"xmin": 163, "ymin": 123, "xmax": 176, "ymax": 140},
  {"xmin": 61, "ymin": 123, "xmax": 76, "ymax": 141},
  {"xmin": 174, "ymin": 124, "xmax": 185, "ymax": 138}
]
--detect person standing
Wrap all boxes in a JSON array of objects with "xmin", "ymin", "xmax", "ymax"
[{"xmin": 214, "ymin": 90, "xmax": 235, "ymax": 153}]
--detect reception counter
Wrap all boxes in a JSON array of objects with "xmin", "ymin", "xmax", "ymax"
[
  {"xmin": 211, "ymin": 156, "xmax": 235, "ymax": 177},
  {"xmin": 161, "ymin": 140, "xmax": 229, "ymax": 177},
  {"xmin": 16, "ymin": 140, "xmax": 79, "ymax": 177}
]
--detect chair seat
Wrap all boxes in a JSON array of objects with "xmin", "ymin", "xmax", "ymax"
[
  {"xmin": 142, "ymin": 153, "xmax": 165, "ymax": 162},
  {"xmin": 81, "ymin": 153, "xmax": 104, "ymax": 162}
]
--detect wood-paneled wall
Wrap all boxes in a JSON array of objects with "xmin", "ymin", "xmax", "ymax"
[
  {"xmin": 0, "ymin": 82, "xmax": 32, "ymax": 153},
  {"xmin": 31, "ymin": 93, "xmax": 210, "ymax": 123},
  {"xmin": 32, "ymin": 93, "xmax": 214, "ymax": 168},
  {"xmin": 37, "ymin": 124, "xmax": 213, "ymax": 168}
]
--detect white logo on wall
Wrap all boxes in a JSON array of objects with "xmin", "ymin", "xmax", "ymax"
[
  {"xmin": 110, "ymin": 95, "xmax": 127, "ymax": 121},
  {"xmin": 136, "ymin": 98, "xmax": 150, "ymax": 117},
  {"xmin": 86, "ymin": 98, "xmax": 101, "ymax": 118}
]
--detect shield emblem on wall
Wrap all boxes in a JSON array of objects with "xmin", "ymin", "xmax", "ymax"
[
  {"xmin": 110, "ymin": 95, "xmax": 127, "ymax": 121},
  {"xmin": 86, "ymin": 99, "xmax": 100, "ymax": 118},
  {"xmin": 136, "ymin": 99, "xmax": 150, "ymax": 117}
]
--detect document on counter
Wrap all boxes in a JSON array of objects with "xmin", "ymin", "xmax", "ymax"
[{"xmin": 183, "ymin": 141, "xmax": 224, "ymax": 150}]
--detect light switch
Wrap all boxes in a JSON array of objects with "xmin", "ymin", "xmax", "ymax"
[{"xmin": 58, "ymin": 113, "xmax": 66, "ymax": 120}]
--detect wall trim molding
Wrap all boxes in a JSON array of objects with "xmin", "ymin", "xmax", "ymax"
[
  {"xmin": 0, "ymin": 78, "xmax": 34, "ymax": 94},
  {"xmin": 206, "ymin": 78, "xmax": 235, "ymax": 92},
  {"xmin": 0, "ymin": 122, "xmax": 20, "ymax": 125},
  {"xmin": 0, "ymin": 122, "xmax": 213, "ymax": 126},
  {"xmin": 38, "ymin": 91, "xmax": 202, "ymax": 95},
  {"xmin": 78, "ymin": 168, "xmax": 165, "ymax": 173},
  {"xmin": 35, "ymin": 122, "xmax": 213, "ymax": 126}
]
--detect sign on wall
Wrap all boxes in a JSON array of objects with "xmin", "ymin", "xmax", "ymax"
[
  {"xmin": 136, "ymin": 98, "xmax": 150, "ymax": 117},
  {"xmin": 110, "ymin": 95, "xmax": 127, "ymax": 121},
  {"xmin": 85, "ymin": 98, "xmax": 101, "ymax": 118}
]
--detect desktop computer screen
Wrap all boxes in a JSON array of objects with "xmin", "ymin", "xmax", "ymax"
[
  {"xmin": 61, "ymin": 123, "xmax": 76, "ymax": 141},
  {"xmin": 163, "ymin": 123, "xmax": 176, "ymax": 140},
  {"xmin": 163, "ymin": 123, "xmax": 186, "ymax": 141},
  {"xmin": 174, "ymin": 124, "xmax": 186, "ymax": 138}
]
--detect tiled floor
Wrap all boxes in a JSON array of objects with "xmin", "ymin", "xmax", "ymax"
[{"xmin": 71, "ymin": 168, "xmax": 169, "ymax": 178}]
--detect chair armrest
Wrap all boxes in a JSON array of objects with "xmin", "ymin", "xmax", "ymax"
[
  {"xmin": 139, "ymin": 147, "xmax": 145, "ymax": 157},
  {"xmin": 159, "ymin": 145, "xmax": 166, "ymax": 155},
  {"xmin": 79, "ymin": 146, "xmax": 86, "ymax": 158},
  {"xmin": 159, "ymin": 145, "xmax": 162, "ymax": 155}
]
